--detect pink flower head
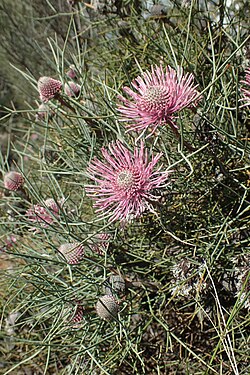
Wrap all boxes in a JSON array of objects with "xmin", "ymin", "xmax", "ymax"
[
  {"xmin": 86, "ymin": 141, "xmax": 169, "ymax": 222},
  {"xmin": 64, "ymin": 81, "xmax": 81, "ymax": 97},
  {"xmin": 240, "ymin": 68, "xmax": 250, "ymax": 105},
  {"xmin": 4, "ymin": 171, "xmax": 24, "ymax": 191},
  {"xmin": 118, "ymin": 65, "xmax": 200, "ymax": 137},
  {"xmin": 38, "ymin": 76, "xmax": 62, "ymax": 102},
  {"xmin": 58, "ymin": 242, "xmax": 84, "ymax": 264},
  {"xmin": 26, "ymin": 198, "xmax": 61, "ymax": 231}
]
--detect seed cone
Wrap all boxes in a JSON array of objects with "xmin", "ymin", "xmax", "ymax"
[
  {"xmin": 96, "ymin": 295, "xmax": 119, "ymax": 321},
  {"xmin": 4, "ymin": 171, "xmax": 24, "ymax": 191}
]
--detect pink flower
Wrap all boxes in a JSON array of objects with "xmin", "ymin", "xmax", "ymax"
[
  {"xmin": 38, "ymin": 76, "xmax": 62, "ymax": 102},
  {"xmin": 240, "ymin": 68, "xmax": 250, "ymax": 105},
  {"xmin": 26, "ymin": 198, "xmax": 61, "ymax": 231},
  {"xmin": 4, "ymin": 171, "xmax": 24, "ymax": 191},
  {"xmin": 118, "ymin": 65, "xmax": 200, "ymax": 137},
  {"xmin": 86, "ymin": 141, "xmax": 169, "ymax": 222}
]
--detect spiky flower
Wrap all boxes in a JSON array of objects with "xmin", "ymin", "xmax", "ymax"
[
  {"xmin": 64, "ymin": 81, "xmax": 81, "ymax": 97},
  {"xmin": 4, "ymin": 171, "xmax": 24, "ymax": 191},
  {"xmin": 96, "ymin": 295, "xmax": 119, "ymax": 321},
  {"xmin": 118, "ymin": 65, "xmax": 200, "ymax": 137},
  {"xmin": 38, "ymin": 76, "xmax": 62, "ymax": 102},
  {"xmin": 58, "ymin": 242, "xmax": 84, "ymax": 264},
  {"xmin": 86, "ymin": 141, "xmax": 169, "ymax": 222},
  {"xmin": 240, "ymin": 68, "xmax": 250, "ymax": 105}
]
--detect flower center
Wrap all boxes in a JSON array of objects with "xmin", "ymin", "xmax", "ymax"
[
  {"xmin": 141, "ymin": 85, "xmax": 170, "ymax": 112},
  {"xmin": 116, "ymin": 170, "xmax": 134, "ymax": 189}
]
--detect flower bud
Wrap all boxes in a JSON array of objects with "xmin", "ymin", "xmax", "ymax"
[
  {"xmin": 38, "ymin": 76, "xmax": 62, "ymax": 102},
  {"xmin": 96, "ymin": 295, "xmax": 119, "ymax": 321},
  {"xmin": 58, "ymin": 242, "xmax": 84, "ymax": 264},
  {"xmin": 4, "ymin": 171, "xmax": 24, "ymax": 191}
]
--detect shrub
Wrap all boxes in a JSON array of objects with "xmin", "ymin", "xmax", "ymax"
[{"xmin": 0, "ymin": 1, "xmax": 250, "ymax": 374}]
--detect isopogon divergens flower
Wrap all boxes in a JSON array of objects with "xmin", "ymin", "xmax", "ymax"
[
  {"xmin": 118, "ymin": 65, "xmax": 200, "ymax": 138},
  {"xmin": 85, "ymin": 141, "xmax": 169, "ymax": 223}
]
